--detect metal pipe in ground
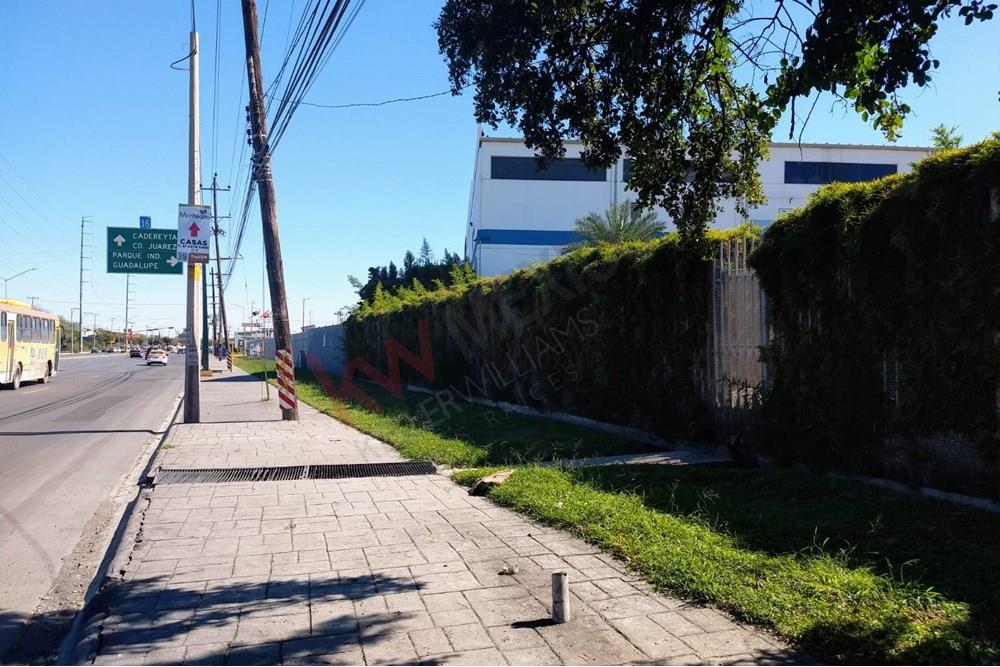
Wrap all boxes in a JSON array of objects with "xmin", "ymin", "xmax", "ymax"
[{"xmin": 552, "ymin": 572, "xmax": 570, "ymax": 623}]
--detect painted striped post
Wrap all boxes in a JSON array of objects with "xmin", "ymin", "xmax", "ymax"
[
  {"xmin": 274, "ymin": 348, "xmax": 297, "ymax": 412},
  {"xmin": 226, "ymin": 346, "xmax": 233, "ymax": 371}
]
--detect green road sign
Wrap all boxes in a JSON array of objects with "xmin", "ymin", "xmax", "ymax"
[{"xmin": 106, "ymin": 227, "xmax": 183, "ymax": 275}]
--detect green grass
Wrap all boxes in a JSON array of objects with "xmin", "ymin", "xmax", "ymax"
[
  {"xmin": 451, "ymin": 465, "xmax": 1000, "ymax": 664},
  {"xmin": 238, "ymin": 354, "xmax": 1000, "ymax": 661},
  {"xmin": 233, "ymin": 355, "xmax": 654, "ymax": 467}
]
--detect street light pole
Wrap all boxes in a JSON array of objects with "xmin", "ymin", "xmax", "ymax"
[
  {"xmin": 2, "ymin": 268, "xmax": 38, "ymax": 301},
  {"xmin": 302, "ymin": 297, "xmax": 309, "ymax": 332}
]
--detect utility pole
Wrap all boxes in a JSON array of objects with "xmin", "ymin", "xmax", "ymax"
[
  {"xmin": 78, "ymin": 217, "xmax": 92, "ymax": 355},
  {"xmin": 241, "ymin": 0, "xmax": 298, "ymax": 419},
  {"xmin": 27, "ymin": 296, "xmax": 38, "ymax": 309},
  {"xmin": 301, "ymin": 297, "xmax": 309, "ymax": 333},
  {"xmin": 183, "ymin": 21, "xmax": 202, "ymax": 423},
  {"xmin": 210, "ymin": 268, "xmax": 219, "ymax": 347},
  {"xmin": 124, "ymin": 273, "xmax": 133, "ymax": 348},
  {"xmin": 201, "ymin": 264, "xmax": 210, "ymax": 371},
  {"xmin": 203, "ymin": 174, "xmax": 231, "ymax": 366}
]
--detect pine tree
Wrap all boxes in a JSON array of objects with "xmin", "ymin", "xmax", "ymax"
[
  {"xmin": 418, "ymin": 238, "xmax": 434, "ymax": 266},
  {"xmin": 402, "ymin": 250, "xmax": 416, "ymax": 275}
]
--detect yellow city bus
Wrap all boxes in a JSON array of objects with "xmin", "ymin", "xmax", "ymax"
[{"xmin": 0, "ymin": 299, "xmax": 60, "ymax": 390}]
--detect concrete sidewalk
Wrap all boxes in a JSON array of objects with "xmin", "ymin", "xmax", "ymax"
[{"xmin": 79, "ymin": 368, "xmax": 800, "ymax": 666}]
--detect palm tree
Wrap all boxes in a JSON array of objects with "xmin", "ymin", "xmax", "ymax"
[{"xmin": 571, "ymin": 201, "xmax": 664, "ymax": 246}]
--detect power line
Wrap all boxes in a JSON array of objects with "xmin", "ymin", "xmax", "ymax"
[
  {"xmin": 169, "ymin": 50, "xmax": 195, "ymax": 71},
  {"xmin": 0, "ymin": 175, "xmax": 61, "ymax": 247},
  {"xmin": 224, "ymin": 0, "xmax": 358, "ymax": 293},
  {"xmin": 223, "ymin": 0, "xmax": 366, "ymax": 300},
  {"xmin": 290, "ymin": 86, "xmax": 463, "ymax": 109},
  {"xmin": 269, "ymin": 0, "xmax": 357, "ymax": 152},
  {"xmin": 211, "ymin": 0, "xmax": 223, "ymax": 177},
  {"xmin": 0, "ymin": 150, "xmax": 65, "ymax": 218}
]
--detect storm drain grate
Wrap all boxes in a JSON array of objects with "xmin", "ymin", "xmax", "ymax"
[
  {"xmin": 308, "ymin": 461, "xmax": 436, "ymax": 479},
  {"xmin": 154, "ymin": 461, "xmax": 436, "ymax": 484}
]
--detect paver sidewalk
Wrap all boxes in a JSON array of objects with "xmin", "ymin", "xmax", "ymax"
[{"xmin": 82, "ymin": 368, "xmax": 801, "ymax": 666}]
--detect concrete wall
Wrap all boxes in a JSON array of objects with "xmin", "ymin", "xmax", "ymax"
[
  {"xmin": 466, "ymin": 136, "xmax": 932, "ymax": 276},
  {"xmin": 261, "ymin": 324, "xmax": 346, "ymax": 374}
]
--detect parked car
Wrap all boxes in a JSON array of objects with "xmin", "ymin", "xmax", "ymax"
[{"xmin": 146, "ymin": 349, "xmax": 168, "ymax": 366}]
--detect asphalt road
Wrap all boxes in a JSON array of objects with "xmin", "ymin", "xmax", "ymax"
[{"xmin": 0, "ymin": 352, "xmax": 183, "ymax": 661}]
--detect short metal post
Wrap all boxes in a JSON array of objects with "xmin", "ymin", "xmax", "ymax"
[{"xmin": 552, "ymin": 571, "xmax": 570, "ymax": 623}]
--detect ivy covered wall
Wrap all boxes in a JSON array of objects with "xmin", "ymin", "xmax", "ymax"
[
  {"xmin": 344, "ymin": 138, "xmax": 1000, "ymax": 498},
  {"xmin": 345, "ymin": 237, "xmax": 716, "ymax": 440},
  {"xmin": 751, "ymin": 136, "xmax": 1000, "ymax": 496}
]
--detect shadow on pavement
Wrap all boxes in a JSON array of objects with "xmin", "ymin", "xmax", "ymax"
[{"xmin": 78, "ymin": 570, "xmax": 478, "ymax": 665}]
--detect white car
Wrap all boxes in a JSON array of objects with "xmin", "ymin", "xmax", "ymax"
[{"xmin": 146, "ymin": 349, "xmax": 168, "ymax": 366}]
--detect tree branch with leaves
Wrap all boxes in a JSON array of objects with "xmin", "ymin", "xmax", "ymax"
[{"xmin": 436, "ymin": 0, "xmax": 996, "ymax": 247}]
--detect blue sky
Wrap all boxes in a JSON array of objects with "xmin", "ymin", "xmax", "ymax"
[{"xmin": 0, "ymin": 1, "xmax": 997, "ymax": 336}]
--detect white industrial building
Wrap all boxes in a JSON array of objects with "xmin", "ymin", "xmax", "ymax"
[{"xmin": 464, "ymin": 133, "xmax": 931, "ymax": 276}]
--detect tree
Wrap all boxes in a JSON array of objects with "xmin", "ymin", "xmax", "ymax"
[
  {"xmin": 420, "ymin": 237, "xmax": 434, "ymax": 266},
  {"xmin": 348, "ymin": 242, "xmax": 477, "ymax": 307},
  {"xmin": 418, "ymin": 238, "xmax": 434, "ymax": 266},
  {"xmin": 436, "ymin": 0, "xmax": 997, "ymax": 245},
  {"xmin": 931, "ymin": 124, "xmax": 963, "ymax": 149},
  {"xmin": 572, "ymin": 202, "xmax": 665, "ymax": 247}
]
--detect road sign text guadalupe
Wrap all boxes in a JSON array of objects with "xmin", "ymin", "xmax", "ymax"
[{"xmin": 107, "ymin": 227, "xmax": 183, "ymax": 274}]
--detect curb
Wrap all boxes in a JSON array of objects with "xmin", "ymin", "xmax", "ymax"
[{"xmin": 56, "ymin": 392, "xmax": 184, "ymax": 665}]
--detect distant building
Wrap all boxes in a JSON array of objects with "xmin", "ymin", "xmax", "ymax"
[{"xmin": 465, "ymin": 134, "xmax": 931, "ymax": 277}]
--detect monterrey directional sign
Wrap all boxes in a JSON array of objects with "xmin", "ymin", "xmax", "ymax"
[{"xmin": 107, "ymin": 227, "xmax": 183, "ymax": 274}]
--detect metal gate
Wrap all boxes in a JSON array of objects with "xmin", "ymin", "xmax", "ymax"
[{"xmin": 704, "ymin": 238, "xmax": 768, "ymax": 436}]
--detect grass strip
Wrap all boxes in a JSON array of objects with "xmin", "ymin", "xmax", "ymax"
[
  {"xmin": 453, "ymin": 465, "xmax": 1000, "ymax": 664},
  {"xmin": 238, "ymin": 356, "xmax": 1000, "ymax": 662},
  {"xmin": 233, "ymin": 356, "xmax": 654, "ymax": 467}
]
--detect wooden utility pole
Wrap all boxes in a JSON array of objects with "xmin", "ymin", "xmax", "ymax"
[{"xmin": 241, "ymin": 0, "xmax": 298, "ymax": 419}]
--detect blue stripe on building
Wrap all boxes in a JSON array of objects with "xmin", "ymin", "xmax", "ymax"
[{"xmin": 474, "ymin": 229, "xmax": 583, "ymax": 246}]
